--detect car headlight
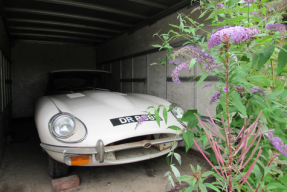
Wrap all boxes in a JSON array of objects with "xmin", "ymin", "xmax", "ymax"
[
  {"xmin": 170, "ymin": 103, "xmax": 184, "ymax": 119},
  {"xmin": 170, "ymin": 103, "xmax": 187, "ymax": 128},
  {"xmin": 49, "ymin": 113, "xmax": 77, "ymax": 138}
]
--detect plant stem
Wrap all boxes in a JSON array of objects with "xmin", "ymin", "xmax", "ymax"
[
  {"xmin": 223, "ymin": 34, "xmax": 233, "ymax": 192},
  {"xmin": 271, "ymin": 59, "xmax": 275, "ymax": 89}
]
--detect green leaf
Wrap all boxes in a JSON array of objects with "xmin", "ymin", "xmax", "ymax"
[
  {"xmin": 199, "ymin": 9, "xmax": 210, "ymax": 19},
  {"xmin": 168, "ymin": 175, "xmax": 175, "ymax": 187},
  {"xmin": 168, "ymin": 125, "xmax": 181, "ymax": 131},
  {"xmin": 195, "ymin": 71, "xmax": 209, "ymax": 87},
  {"xmin": 204, "ymin": 148, "xmax": 217, "ymax": 165},
  {"xmin": 154, "ymin": 109, "xmax": 160, "ymax": 126},
  {"xmin": 279, "ymin": 174, "xmax": 287, "ymax": 183},
  {"xmin": 164, "ymin": 170, "xmax": 171, "ymax": 177},
  {"xmin": 190, "ymin": 164, "xmax": 196, "ymax": 173},
  {"xmin": 228, "ymin": 0, "xmax": 238, "ymax": 7},
  {"xmin": 277, "ymin": 44, "xmax": 287, "ymax": 75},
  {"xmin": 163, "ymin": 107, "xmax": 167, "ymax": 124},
  {"xmin": 226, "ymin": 16, "xmax": 246, "ymax": 24},
  {"xmin": 181, "ymin": 110, "xmax": 198, "ymax": 122},
  {"xmin": 201, "ymin": 171, "xmax": 214, "ymax": 178},
  {"xmin": 252, "ymin": 52, "xmax": 260, "ymax": 67},
  {"xmin": 171, "ymin": 164, "xmax": 181, "ymax": 179},
  {"xmin": 205, "ymin": 9, "xmax": 221, "ymax": 20},
  {"xmin": 280, "ymin": 90, "xmax": 287, "ymax": 99},
  {"xmin": 181, "ymin": 110, "xmax": 199, "ymax": 128},
  {"xmin": 204, "ymin": 183, "xmax": 221, "ymax": 192},
  {"xmin": 267, "ymin": 90, "xmax": 284, "ymax": 100},
  {"xmin": 177, "ymin": 175, "xmax": 194, "ymax": 185},
  {"xmin": 169, "ymin": 24, "xmax": 180, "ymax": 29},
  {"xmin": 198, "ymin": 182, "xmax": 207, "ymax": 192},
  {"xmin": 174, "ymin": 153, "xmax": 182, "ymax": 165},
  {"xmin": 189, "ymin": 59, "xmax": 196, "ymax": 70},
  {"xmin": 266, "ymin": 182, "xmax": 286, "ymax": 189},
  {"xmin": 262, "ymin": 7, "xmax": 266, "ymax": 15},
  {"xmin": 232, "ymin": 91, "xmax": 247, "ymax": 117},
  {"xmin": 257, "ymin": 41, "xmax": 275, "ymax": 71},
  {"xmin": 182, "ymin": 131, "xmax": 195, "ymax": 152},
  {"xmin": 264, "ymin": 167, "xmax": 270, "ymax": 176}
]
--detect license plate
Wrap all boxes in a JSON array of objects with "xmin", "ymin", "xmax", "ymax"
[{"xmin": 110, "ymin": 114, "xmax": 162, "ymax": 127}]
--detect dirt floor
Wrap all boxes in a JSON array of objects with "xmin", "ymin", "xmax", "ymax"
[{"xmin": 0, "ymin": 119, "xmax": 212, "ymax": 192}]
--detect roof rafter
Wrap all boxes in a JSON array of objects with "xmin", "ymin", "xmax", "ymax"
[
  {"xmin": 11, "ymin": 33, "xmax": 104, "ymax": 42},
  {"xmin": 10, "ymin": 26, "xmax": 112, "ymax": 38},
  {"xmin": 8, "ymin": 18, "xmax": 122, "ymax": 33},
  {"xmin": 128, "ymin": 0, "xmax": 168, "ymax": 9},
  {"xmin": 5, "ymin": 8, "xmax": 133, "ymax": 27},
  {"xmin": 33, "ymin": 0, "xmax": 148, "ymax": 19}
]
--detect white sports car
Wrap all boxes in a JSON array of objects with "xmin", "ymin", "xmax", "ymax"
[{"xmin": 35, "ymin": 70, "xmax": 185, "ymax": 178}]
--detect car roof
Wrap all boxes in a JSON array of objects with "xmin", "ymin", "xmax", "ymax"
[{"xmin": 49, "ymin": 69, "xmax": 110, "ymax": 74}]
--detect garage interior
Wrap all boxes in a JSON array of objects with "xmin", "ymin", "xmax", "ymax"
[{"xmin": 0, "ymin": 0, "xmax": 216, "ymax": 191}]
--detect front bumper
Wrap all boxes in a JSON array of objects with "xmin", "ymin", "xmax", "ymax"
[{"xmin": 41, "ymin": 135, "xmax": 183, "ymax": 166}]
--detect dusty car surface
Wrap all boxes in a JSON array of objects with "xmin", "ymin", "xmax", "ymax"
[{"xmin": 35, "ymin": 69, "xmax": 185, "ymax": 178}]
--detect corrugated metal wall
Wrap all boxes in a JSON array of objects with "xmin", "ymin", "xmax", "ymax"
[{"xmin": 0, "ymin": 17, "xmax": 12, "ymax": 162}]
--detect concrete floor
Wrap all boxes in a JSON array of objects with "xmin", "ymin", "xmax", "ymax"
[{"xmin": 0, "ymin": 120, "xmax": 212, "ymax": 192}]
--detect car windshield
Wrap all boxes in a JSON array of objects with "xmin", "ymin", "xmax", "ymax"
[{"xmin": 44, "ymin": 71, "xmax": 118, "ymax": 95}]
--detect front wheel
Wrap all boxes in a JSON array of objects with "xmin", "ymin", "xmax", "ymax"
[{"xmin": 47, "ymin": 155, "xmax": 69, "ymax": 178}]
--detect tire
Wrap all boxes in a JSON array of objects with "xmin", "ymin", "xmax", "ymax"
[{"xmin": 47, "ymin": 154, "xmax": 69, "ymax": 178}]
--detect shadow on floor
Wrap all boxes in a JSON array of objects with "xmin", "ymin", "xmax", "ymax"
[{"xmin": 0, "ymin": 118, "xmax": 212, "ymax": 192}]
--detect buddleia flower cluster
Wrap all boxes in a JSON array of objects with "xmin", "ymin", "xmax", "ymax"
[
  {"xmin": 243, "ymin": 0, "xmax": 257, "ymax": 3},
  {"xmin": 207, "ymin": 26, "xmax": 261, "ymax": 49},
  {"xmin": 266, "ymin": 132, "xmax": 287, "ymax": 158},
  {"xmin": 216, "ymin": 3, "xmax": 224, "ymax": 10},
  {"xmin": 135, "ymin": 114, "xmax": 148, "ymax": 129},
  {"xmin": 251, "ymin": 86, "xmax": 267, "ymax": 98},
  {"xmin": 223, "ymin": 86, "xmax": 229, "ymax": 93},
  {"xmin": 210, "ymin": 90, "xmax": 221, "ymax": 104},
  {"xmin": 170, "ymin": 46, "xmax": 220, "ymax": 84},
  {"xmin": 235, "ymin": 85, "xmax": 247, "ymax": 98},
  {"xmin": 265, "ymin": 23, "xmax": 286, "ymax": 40}
]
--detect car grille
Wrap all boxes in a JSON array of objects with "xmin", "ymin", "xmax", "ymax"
[{"xmin": 104, "ymin": 134, "xmax": 177, "ymax": 161}]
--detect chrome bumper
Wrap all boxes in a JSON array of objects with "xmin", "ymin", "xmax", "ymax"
[{"xmin": 41, "ymin": 136, "xmax": 183, "ymax": 155}]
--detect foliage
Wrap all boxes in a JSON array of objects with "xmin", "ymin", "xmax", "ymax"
[
  {"xmin": 178, "ymin": 165, "xmax": 219, "ymax": 192},
  {"xmin": 146, "ymin": 0, "xmax": 287, "ymax": 191}
]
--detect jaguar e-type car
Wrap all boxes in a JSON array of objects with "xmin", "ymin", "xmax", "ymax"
[{"xmin": 35, "ymin": 69, "xmax": 185, "ymax": 178}]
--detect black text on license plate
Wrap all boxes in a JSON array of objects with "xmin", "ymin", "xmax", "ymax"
[{"xmin": 110, "ymin": 114, "xmax": 162, "ymax": 126}]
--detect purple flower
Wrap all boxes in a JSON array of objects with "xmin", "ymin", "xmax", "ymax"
[
  {"xmin": 164, "ymin": 179, "xmax": 170, "ymax": 191},
  {"xmin": 171, "ymin": 61, "xmax": 189, "ymax": 84},
  {"xmin": 235, "ymin": 85, "xmax": 247, "ymax": 97},
  {"xmin": 170, "ymin": 46, "xmax": 221, "ymax": 83},
  {"xmin": 244, "ymin": 0, "xmax": 257, "ymax": 3},
  {"xmin": 235, "ymin": 85, "xmax": 247, "ymax": 91},
  {"xmin": 207, "ymin": 26, "xmax": 261, "ymax": 49},
  {"xmin": 266, "ymin": 23, "xmax": 286, "ymax": 40},
  {"xmin": 251, "ymin": 86, "xmax": 266, "ymax": 98},
  {"xmin": 216, "ymin": 3, "xmax": 224, "ymax": 10},
  {"xmin": 266, "ymin": 132, "xmax": 287, "ymax": 158},
  {"xmin": 135, "ymin": 114, "xmax": 149, "ymax": 129},
  {"xmin": 251, "ymin": 12, "xmax": 259, "ymax": 17},
  {"xmin": 210, "ymin": 90, "xmax": 221, "ymax": 104},
  {"xmin": 223, "ymin": 86, "xmax": 230, "ymax": 93},
  {"xmin": 203, "ymin": 83, "xmax": 214, "ymax": 88}
]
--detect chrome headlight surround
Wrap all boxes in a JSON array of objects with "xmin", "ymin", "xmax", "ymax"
[
  {"xmin": 170, "ymin": 103, "xmax": 187, "ymax": 128},
  {"xmin": 49, "ymin": 113, "xmax": 77, "ymax": 138},
  {"xmin": 48, "ymin": 112, "xmax": 88, "ymax": 143}
]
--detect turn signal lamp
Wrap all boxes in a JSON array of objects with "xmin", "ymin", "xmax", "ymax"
[{"xmin": 64, "ymin": 155, "xmax": 91, "ymax": 166}]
